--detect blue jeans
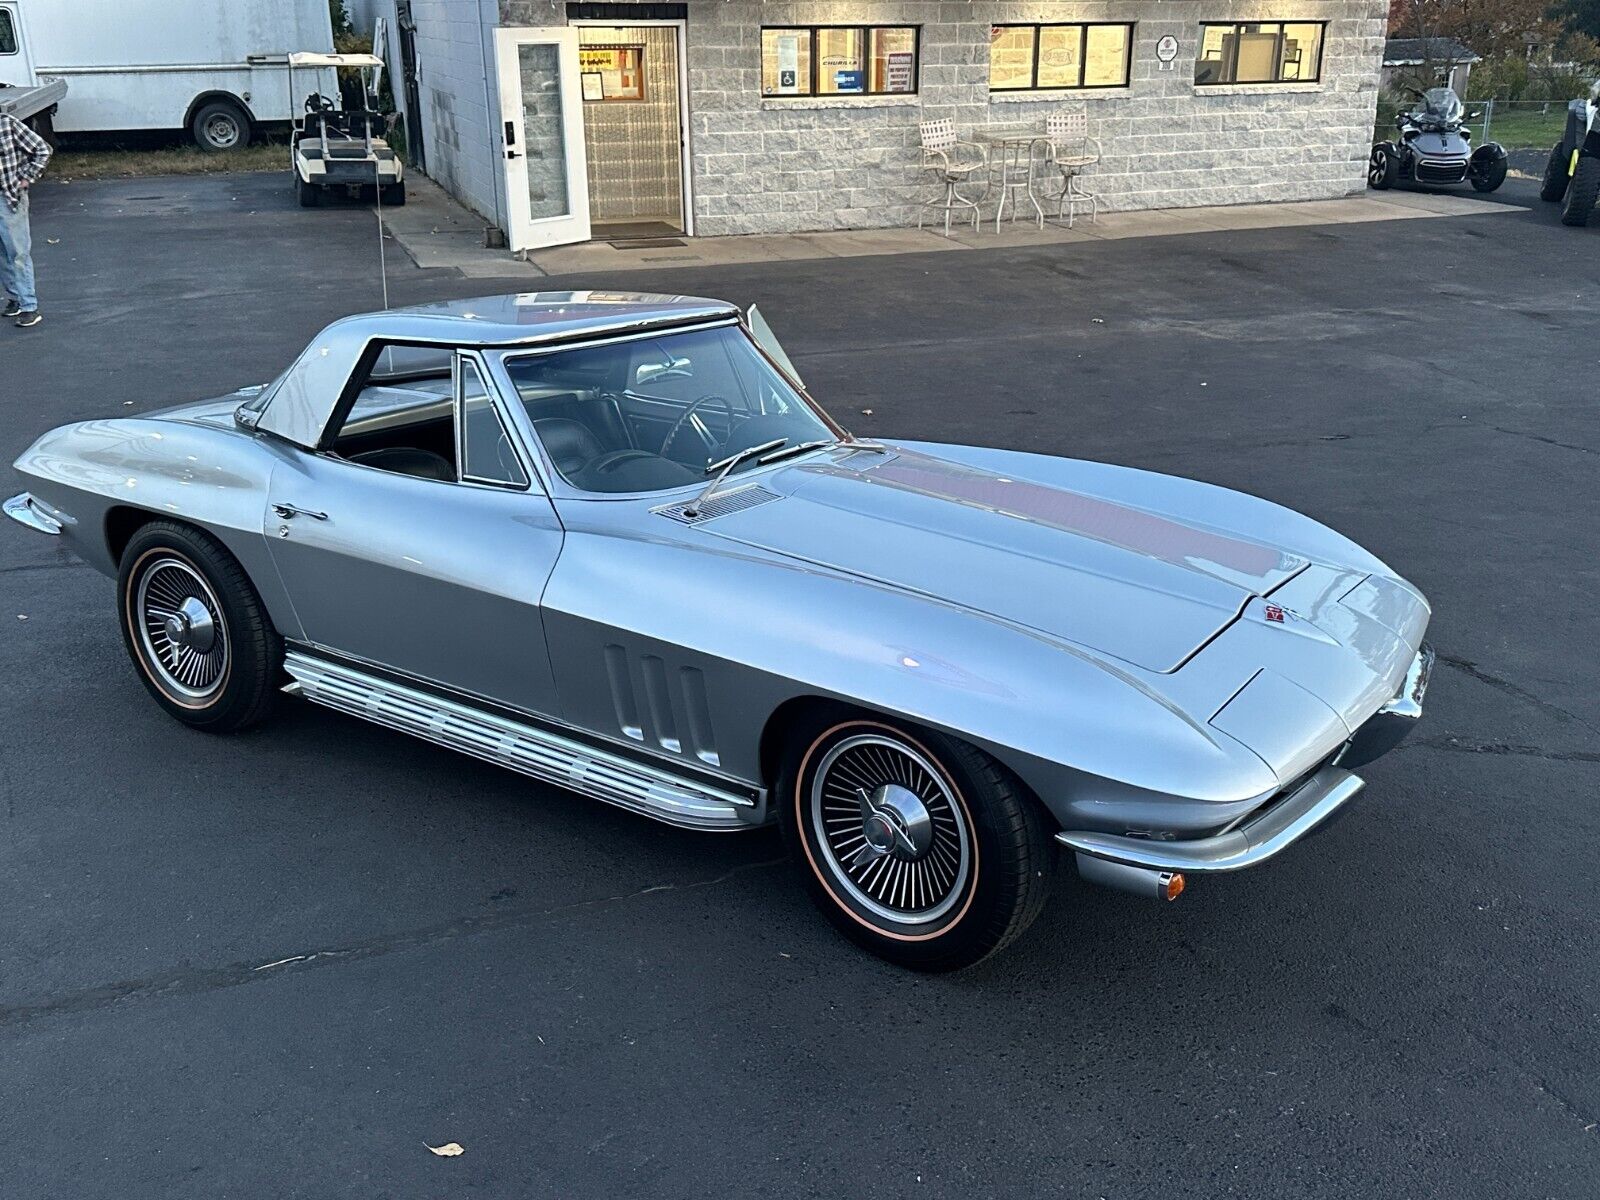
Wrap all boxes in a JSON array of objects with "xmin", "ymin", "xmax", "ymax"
[{"xmin": 0, "ymin": 191, "xmax": 37, "ymax": 312}]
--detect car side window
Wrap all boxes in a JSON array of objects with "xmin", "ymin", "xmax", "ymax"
[{"xmin": 458, "ymin": 357, "xmax": 528, "ymax": 488}]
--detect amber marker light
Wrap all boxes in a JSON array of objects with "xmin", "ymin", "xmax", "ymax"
[{"xmin": 1163, "ymin": 873, "xmax": 1186, "ymax": 902}]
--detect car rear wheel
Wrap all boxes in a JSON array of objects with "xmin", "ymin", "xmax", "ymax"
[
  {"xmin": 380, "ymin": 181, "xmax": 406, "ymax": 206},
  {"xmin": 1560, "ymin": 155, "xmax": 1600, "ymax": 226},
  {"xmin": 780, "ymin": 713, "xmax": 1055, "ymax": 971},
  {"xmin": 298, "ymin": 177, "xmax": 321, "ymax": 207},
  {"xmin": 118, "ymin": 521, "xmax": 282, "ymax": 732},
  {"xmin": 1540, "ymin": 142, "xmax": 1570, "ymax": 202}
]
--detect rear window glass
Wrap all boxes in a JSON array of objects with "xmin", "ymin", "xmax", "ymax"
[{"xmin": 0, "ymin": 12, "xmax": 17, "ymax": 55}]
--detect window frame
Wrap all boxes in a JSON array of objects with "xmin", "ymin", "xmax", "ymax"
[
  {"xmin": 760, "ymin": 25, "xmax": 922, "ymax": 99},
  {"xmin": 1193, "ymin": 21, "xmax": 1327, "ymax": 87},
  {"xmin": 988, "ymin": 23, "xmax": 1135, "ymax": 93},
  {"xmin": 455, "ymin": 351, "xmax": 532, "ymax": 491}
]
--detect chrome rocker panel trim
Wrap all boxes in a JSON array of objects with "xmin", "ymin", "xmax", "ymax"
[
  {"xmin": 282, "ymin": 651, "xmax": 761, "ymax": 832},
  {"xmin": 1056, "ymin": 766, "xmax": 1365, "ymax": 873},
  {"xmin": 3, "ymin": 492, "xmax": 63, "ymax": 536}
]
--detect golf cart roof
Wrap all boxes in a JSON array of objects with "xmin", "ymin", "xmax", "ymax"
[{"xmin": 288, "ymin": 52, "xmax": 384, "ymax": 68}]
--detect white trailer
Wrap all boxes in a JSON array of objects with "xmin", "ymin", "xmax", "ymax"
[{"xmin": 0, "ymin": 0, "xmax": 337, "ymax": 150}]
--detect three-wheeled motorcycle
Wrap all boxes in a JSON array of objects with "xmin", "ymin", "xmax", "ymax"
[{"xmin": 1369, "ymin": 87, "xmax": 1507, "ymax": 194}]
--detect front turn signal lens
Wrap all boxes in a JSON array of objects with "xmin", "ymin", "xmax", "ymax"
[{"xmin": 1164, "ymin": 872, "xmax": 1186, "ymax": 902}]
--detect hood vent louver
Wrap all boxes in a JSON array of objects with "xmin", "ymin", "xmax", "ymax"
[{"xmin": 655, "ymin": 484, "xmax": 782, "ymax": 524}]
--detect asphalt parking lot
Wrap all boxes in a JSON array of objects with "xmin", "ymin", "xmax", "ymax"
[{"xmin": 3, "ymin": 169, "xmax": 1597, "ymax": 1198}]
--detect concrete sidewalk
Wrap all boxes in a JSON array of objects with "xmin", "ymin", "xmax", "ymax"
[{"xmin": 383, "ymin": 174, "xmax": 1519, "ymax": 278}]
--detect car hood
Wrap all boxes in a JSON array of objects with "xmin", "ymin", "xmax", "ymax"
[{"xmin": 704, "ymin": 447, "xmax": 1311, "ymax": 673}]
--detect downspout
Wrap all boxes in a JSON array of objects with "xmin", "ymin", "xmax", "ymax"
[{"xmin": 478, "ymin": 0, "xmax": 509, "ymax": 239}]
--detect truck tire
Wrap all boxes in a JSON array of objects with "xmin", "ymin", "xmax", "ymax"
[
  {"xmin": 190, "ymin": 98, "xmax": 250, "ymax": 153},
  {"xmin": 1540, "ymin": 142, "xmax": 1570, "ymax": 202},
  {"xmin": 1560, "ymin": 155, "xmax": 1600, "ymax": 226}
]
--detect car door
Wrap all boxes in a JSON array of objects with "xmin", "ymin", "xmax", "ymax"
[{"xmin": 263, "ymin": 351, "xmax": 566, "ymax": 718}]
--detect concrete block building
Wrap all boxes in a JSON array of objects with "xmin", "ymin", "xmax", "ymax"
[{"xmin": 373, "ymin": 0, "xmax": 1387, "ymax": 249}]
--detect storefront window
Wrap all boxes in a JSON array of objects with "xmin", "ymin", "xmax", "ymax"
[
  {"xmin": 761, "ymin": 26, "xmax": 919, "ymax": 97},
  {"xmin": 988, "ymin": 24, "xmax": 1133, "ymax": 92},
  {"xmin": 1194, "ymin": 22, "xmax": 1325, "ymax": 85}
]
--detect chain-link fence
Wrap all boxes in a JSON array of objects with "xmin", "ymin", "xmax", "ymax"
[{"xmin": 1375, "ymin": 97, "xmax": 1577, "ymax": 151}]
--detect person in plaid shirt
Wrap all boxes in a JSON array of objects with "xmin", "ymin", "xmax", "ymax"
[{"xmin": 0, "ymin": 112, "xmax": 52, "ymax": 328}]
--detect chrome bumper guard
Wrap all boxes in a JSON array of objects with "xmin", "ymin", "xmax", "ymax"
[
  {"xmin": 3, "ymin": 492, "xmax": 63, "ymax": 536},
  {"xmin": 1058, "ymin": 642, "xmax": 1432, "ymax": 877},
  {"xmin": 1058, "ymin": 766, "xmax": 1365, "ymax": 873}
]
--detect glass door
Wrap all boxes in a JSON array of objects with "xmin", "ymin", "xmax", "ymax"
[{"xmin": 494, "ymin": 27, "xmax": 591, "ymax": 250}]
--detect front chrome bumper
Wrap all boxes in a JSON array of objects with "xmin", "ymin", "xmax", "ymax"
[
  {"xmin": 3, "ymin": 492, "xmax": 62, "ymax": 535},
  {"xmin": 1058, "ymin": 765, "xmax": 1365, "ymax": 874},
  {"xmin": 1060, "ymin": 642, "xmax": 1432, "ymax": 883}
]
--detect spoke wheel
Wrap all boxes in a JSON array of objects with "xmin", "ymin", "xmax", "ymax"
[
  {"xmin": 782, "ymin": 713, "xmax": 1056, "ymax": 972},
  {"xmin": 135, "ymin": 557, "xmax": 231, "ymax": 703},
  {"xmin": 811, "ymin": 734, "xmax": 972, "ymax": 925},
  {"xmin": 118, "ymin": 521, "xmax": 282, "ymax": 732}
]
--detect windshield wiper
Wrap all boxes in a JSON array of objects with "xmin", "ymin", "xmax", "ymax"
[
  {"xmin": 684, "ymin": 438, "xmax": 788, "ymax": 518},
  {"xmin": 758, "ymin": 438, "xmax": 835, "ymax": 466}
]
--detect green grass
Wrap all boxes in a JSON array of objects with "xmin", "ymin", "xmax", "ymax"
[
  {"xmin": 1479, "ymin": 103, "xmax": 1568, "ymax": 150},
  {"xmin": 44, "ymin": 141, "xmax": 287, "ymax": 182}
]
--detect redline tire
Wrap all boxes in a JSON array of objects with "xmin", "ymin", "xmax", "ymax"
[
  {"xmin": 779, "ymin": 711, "xmax": 1055, "ymax": 971},
  {"xmin": 117, "ymin": 521, "xmax": 281, "ymax": 733}
]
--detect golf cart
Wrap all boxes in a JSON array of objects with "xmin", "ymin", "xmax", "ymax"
[
  {"xmin": 1538, "ymin": 99, "xmax": 1600, "ymax": 226},
  {"xmin": 288, "ymin": 51, "xmax": 404, "ymax": 208},
  {"xmin": 1369, "ymin": 87, "xmax": 1507, "ymax": 194}
]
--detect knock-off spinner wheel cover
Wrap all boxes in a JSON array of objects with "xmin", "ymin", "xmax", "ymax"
[
  {"xmin": 130, "ymin": 553, "xmax": 231, "ymax": 706},
  {"xmin": 807, "ymin": 731, "xmax": 973, "ymax": 927}
]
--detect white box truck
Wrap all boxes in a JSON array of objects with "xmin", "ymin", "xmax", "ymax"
[{"xmin": 0, "ymin": 0, "xmax": 337, "ymax": 150}]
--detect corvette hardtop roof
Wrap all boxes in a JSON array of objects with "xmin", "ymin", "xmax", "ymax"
[{"xmin": 248, "ymin": 291, "xmax": 741, "ymax": 449}]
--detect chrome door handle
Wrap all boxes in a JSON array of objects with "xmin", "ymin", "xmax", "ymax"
[{"xmin": 272, "ymin": 503, "xmax": 327, "ymax": 521}]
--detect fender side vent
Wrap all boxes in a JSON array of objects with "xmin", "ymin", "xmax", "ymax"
[{"xmin": 655, "ymin": 485, "xmax": 781, "ymax": 524}]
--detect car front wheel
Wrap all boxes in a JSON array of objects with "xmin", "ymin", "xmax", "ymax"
[
  {"xmin": 118, "ymin": 521, "xmax": 282, "ymax": 732},
  {"xmin": 781, "ymin": 713, "xmax": 1055, "ymax": 971}
]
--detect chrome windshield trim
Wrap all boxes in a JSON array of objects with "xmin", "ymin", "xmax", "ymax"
[
  {"xmin": 4, "ymin": 492, "xmax": 63, "ymax": 536},
  {"xmin": 1057, "ymin": 766, "xmax": 1365, "ymax": 873}
]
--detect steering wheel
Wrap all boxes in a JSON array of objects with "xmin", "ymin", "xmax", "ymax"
[
  {"xmin": 660, "ymin": 394, "xmax": 737, "ymax": 463},
  {"xmin": 305, "ymin": 93, "xmax": 338, "ymax": 115}
]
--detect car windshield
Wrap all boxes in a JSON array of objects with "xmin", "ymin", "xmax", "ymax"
[
  {"xmin": 1415, "ymin": 88, "xmax": 1463, "ymax": 123},
  {"xmin": 502, "ymin": 323, "xmax": 837, "ymax": 494}
]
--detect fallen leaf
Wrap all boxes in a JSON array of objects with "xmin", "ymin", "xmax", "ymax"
[
  {"xmin": 1091, "ymin": 317, "xmax": 1104, "ymax": 324},
  {"xmin": 427, "ymin": 1142, "xmax": 465, "ymax": 1157},
  {"xmin": 46, "ymin": 237, "xmax": 61, "ymax": 245},
  {"xmin": 17, "ymin": 614, "xmax": 28, "ymax": 621},
  {"xmin": 860, "ymin": 408, "xmax": 873, "ymax": 415}
]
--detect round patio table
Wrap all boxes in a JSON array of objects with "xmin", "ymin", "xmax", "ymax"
[{"xmin": 972, "ymin": 126, "xmax": 1051, "ymax": 232}]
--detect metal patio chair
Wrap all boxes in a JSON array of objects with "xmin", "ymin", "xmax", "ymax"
[
  {"xmin": 1045, "ymin": 110, "xmax": 1103, "ymax": 227},
  {"xmin": 917, "ymin": 119, "xmax": 986, "ymax": 237}
]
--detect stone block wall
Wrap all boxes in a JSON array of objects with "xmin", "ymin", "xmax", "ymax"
[
  {"xmin": 436, "ymin": 0, "xmax": 1386, "ymax": 238},
  {"xmin": 683, "ymin": 0, "xmax": 1385, "ymax": 234}
]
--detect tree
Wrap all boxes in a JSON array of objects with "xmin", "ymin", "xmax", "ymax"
[
  {"xmin": 1553, "ymin": 0, "xmax": 1600, "ymax": 43},
  {"xmin": 1388, "ymin": 0, "xmax": 1565, "ymax": 60}
]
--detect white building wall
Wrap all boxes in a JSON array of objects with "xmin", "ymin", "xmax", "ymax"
[{"xmin": 409, "ymin": 0, "xmax": 505, "ymax": 223}]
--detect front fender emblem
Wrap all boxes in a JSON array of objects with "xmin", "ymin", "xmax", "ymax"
[{"xmin": 1264, "ymin": 604, "xmax": 1286, "ymax": 623}]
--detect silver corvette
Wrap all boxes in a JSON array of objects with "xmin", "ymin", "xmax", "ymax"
[{"xmin": 7, "ymin": 292, "xmax": 1432, "ymax": 970}]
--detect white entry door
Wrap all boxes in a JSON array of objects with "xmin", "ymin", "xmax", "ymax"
[{"xmin": 494, "ymin": 27, "xmax": 591, "ymax": 250}]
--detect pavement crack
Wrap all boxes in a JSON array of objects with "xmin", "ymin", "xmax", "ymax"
[
  {"xmin": 1489, "ymin": 425, "xmax": 1597, "ymax": 457},
  {"xmin": 1404, "ymin": 735, "xmax": 1600, "ymax": 765},
  {"xmin": 1437, "ymin": 654, "xmax": 1600, "ymax": 737},
  {"xmin": 0, "ymin": 857, "xmax": 785, "ymax": 1032}
]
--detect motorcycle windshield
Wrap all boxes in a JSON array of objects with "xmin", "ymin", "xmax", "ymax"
[{"xmin": 1418, "ymin": 88, "xmax": 1464, "ymax": 124}]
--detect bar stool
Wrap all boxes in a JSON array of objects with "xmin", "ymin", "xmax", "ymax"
[
  {"xmin": 917, "ymin": 118, "xmax": 986, "ymax": 237},
  {"xmin": 1045, "ymin": 110, "xmax": 1102, "ymax": 227}
]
